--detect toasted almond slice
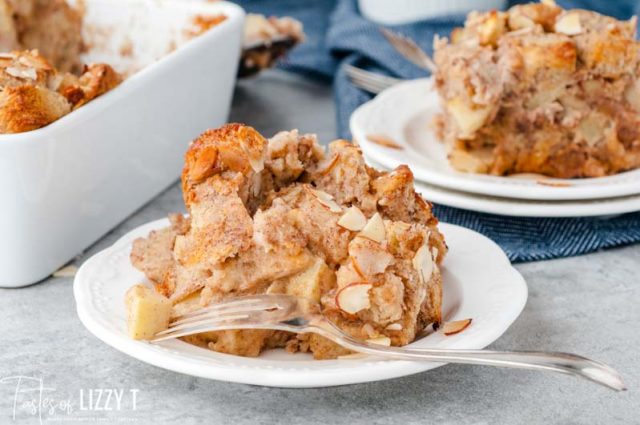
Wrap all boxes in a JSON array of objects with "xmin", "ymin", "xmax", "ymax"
[
  {"xmin": 318, "ymin": 197, "xmax": 343, "ymax": 213},
  {"xmin": 337, "ymin": 206, "xmax": 367, "ymax": 231},
  {"xmin": 413, "ymin": 244, "xmax": 434, "ymax": 283},
  {"xmin": 338, "ymin": 260, "xmax": 365, "ymax": 287},
  {"xmin": 305, "ymin": 186, "xmax": 343, "ymax": 213},
  {"xmin": 317, "ymin": 154, "xmax": 340, "ymax": 175},
  {"xmin": 247, "ymin": 156, "xmax": 264, "ymax": 173},
  {"xmin": 366, "ymin": 336, "xmax": 391, "ymax": 346},
  {"xmin": 536, "ymin": 180, "xmax": 572, "ymax": 188},
  {"xmin": 350, "ymin": 256, "xmax": 366, "ymax": 279},
  {"xmin": 385, "ymin": 323, "xmax": 403, "ymax": 331},
  {"xmin": 350, "ymin": 245, "xmax": 393, "ymax": 277},
  {"xmin": 335, "ymin": 282, "xmax": 372, "ymax": 314},
  {"xmin": 442, "ymin": 318, "xmax": 473, "ymax": 336},
  {"xmin": 0, "ymin": 53, "xmax": 16, "ymax": 59},
  {"xmin": 366, "ymin": 134, "xmax": 403, "ymax": 150},
  {"xmin": 555, "ymin": 13, "xmax": 582, "ymax": 35},
  {"xmin": 239, "ymin": 141, "xmax": 265, "ymax": 173},
  {"xmin": 6, "ymin": 66, "xmax": 37, "ymax": 80},
  {"xmin": 52, "ymin": 265, "xmax": 78, "ymax": 278},
  {"xmin": 307, "ymin": 186, "xmax": 334, "ymax": 201},
  {"xmin": 357, "ymin": 213, "xmax": 385, "ymax": 243},
  {"xmin": 431, "ymin": 247, "xmax": 439, "ymax": 261}
]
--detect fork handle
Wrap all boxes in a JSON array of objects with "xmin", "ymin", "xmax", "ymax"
[{"xmin": 308, "ymin": 322, "xmax": 626, "ymax": 392}]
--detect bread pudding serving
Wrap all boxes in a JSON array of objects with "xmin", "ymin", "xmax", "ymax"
[
  {"xmin": 126, "ymin": 124, "xmax": 447, "ymax": 359},
  {"xmin": 433, "ymin": 0, "xmax": 640, "ymax": 178}
]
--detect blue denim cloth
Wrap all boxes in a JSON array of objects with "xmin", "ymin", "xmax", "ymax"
[{"xmin": 236, "ymin": 0, "xmax": 640, "ymax": 262}]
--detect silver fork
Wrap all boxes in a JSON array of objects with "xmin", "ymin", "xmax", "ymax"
[
  {"xmin": 380, "ymin": 27, "xmax": 438, "ymax": 73},
  {"xmin": 153, "ymin": 294, "xmax": 626, "ymax": 391},
  {"xmin": 344, "ymin": 64, "xmax": 402, "ymax": 94}
]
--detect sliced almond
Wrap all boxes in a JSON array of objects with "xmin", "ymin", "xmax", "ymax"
[
  {"xmin": 366, "ymin": 336, "xmax": 391, "ymax": 346},
  {"xmin": 442, "ymin": 318, "xmax": 473, "ymax": 336},
  {"xmin": 318, "ymin": 197, "xmax": 343, "ymax": 213},
  {"xmin": 0, "ymin": 52, "xmax": 16, "ymax": 59},
  {"xmin": 357, "ymin": 213, "xmax": 385, "ymax": 244},
  {"xmin": 536, "ymin": 180, "xmax": 572, "ymax": 188},
  {"xmin": 335, "ymin": 282, "xmax": 372, "ymax": 314},
  {"xmin": 385, "ymin": 323, "xmax": 403, "ymax": 331},
  {"xmin": 366, "ymin": 134, "xmax": 403, "ymax": 150},
  {"xmin": 239, "ymin": 141, "xmax": 265, "ymax": 173},
  {"xmin": 555, "ymin": 13, "xmax": 582, "ymax": 35},
  {"xmin": 337, "ymin": 206, "xmax": 367, "ymax": 231},
  {"xmin": 413, "ymin": 244, "xmax": 434, "ymax": 283},
  {"xmin": 350, "ymin": 244, "xmax": 393, "ymax": 277},
  {"xmin": 305, "ymin": 186, "xmax": 343, "ymax": 213},
  {"xmin": 247, "ymin": 156, "xmax": 264, "ymax": 173},
  {"xmin": 350, "ymin": 256, "xmax": 366, "ymax": 279},
  {"xmin": 52, "ymin": 265, "xmax": 78, "ymax": 278},
  {"xmin": 317, "ymin": 154, "xmax": 340, "ymax": 175},
  {"xmin": 338, "ymin": 260, "xmax": 364, "ymax": 287},
  {"xmin": 6, "ymin": 66, "xmax": 37, "ymax": 80}
]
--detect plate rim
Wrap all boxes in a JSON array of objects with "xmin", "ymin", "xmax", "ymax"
[
  {"xmin": 363, "ymin": 153, "xmax": 640, "ymax": 218},
  {"xmin": 74, "ymin": 218, "xmax": 528, "ymax": 388},
  {"xmin": 351, "ymin": 78, "xmax": 640, "ymax": 201}
]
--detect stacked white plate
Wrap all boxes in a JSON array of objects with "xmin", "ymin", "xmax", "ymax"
[{"xmin": 350, "ymin": 79, "xmax": 640, "ymax": 217}]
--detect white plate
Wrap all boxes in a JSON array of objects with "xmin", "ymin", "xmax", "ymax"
[
  {"xmin": 350, "ymin": 78, "xmax": 640, "ymax": 201},
  {"xmin": 364, "ymin": 154, "xmax": 640, "ymax": 217},
  {"xmin": 74, "ymin": 218, "xmax": 527, "ymax": 388}
]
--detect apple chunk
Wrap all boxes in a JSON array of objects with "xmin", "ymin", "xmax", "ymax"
[
  {"xmin": 336, "ymin": 282, "xmax": 372, "ymax": 314},
  {"xmin": 286, "ymin": 258, "xmax": 335, "ymax": 302},
  {"xmin": 125, "ymin": 284, "xmax": 172, "ymax": 340}
]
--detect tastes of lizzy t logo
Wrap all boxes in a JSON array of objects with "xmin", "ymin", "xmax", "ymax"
[{"xmin": 1, "ymin": 375, "xmax": 140, "ymax": 424}]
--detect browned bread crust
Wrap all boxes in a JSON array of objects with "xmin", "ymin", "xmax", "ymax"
[{"xmin": 0, "ymin": 50, "xmax": 121, "ymax": 133}]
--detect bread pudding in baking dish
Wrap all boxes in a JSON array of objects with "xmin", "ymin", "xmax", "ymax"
[
  {"xmin": 0, "ymin": 49, "xmax": 121, "ymax": 133},
  {"xmin": 127, "ymin": 124, "xmax": 447, "ymax": 359},
  {"xmin": 0, "ymin": 0, "xmax": 84, "ymax": 73},
  {"xmin": 433, "ymin": 0, "xmax": 640, "ymax": 178},
  {"xmin": 0, "ymin": 0, "xmax": 122, "ymax": 133}
]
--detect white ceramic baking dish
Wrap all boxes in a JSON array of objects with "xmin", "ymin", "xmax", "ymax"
[{"xmin": 0, "ymin": 0, "xmax": 244, "ymax": 287}]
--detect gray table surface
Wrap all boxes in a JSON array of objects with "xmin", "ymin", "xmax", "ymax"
[{"xmin": 1, "ymin": 71, "xmax": 638, "ymax": 425}]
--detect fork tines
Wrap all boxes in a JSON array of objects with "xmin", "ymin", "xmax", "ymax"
[
  {"xmin": 380, "ymin": 28, "xmax": 437, "ymax": 74},
  {"xmin": 344, "ymin": 64, "xmax": 401, "ymax": 94}
]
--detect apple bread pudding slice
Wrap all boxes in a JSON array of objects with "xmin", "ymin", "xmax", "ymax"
[
  {"xmin": 433, "ymin": 0, "xmax": 640, "ymax": 178},
  {"xmin": 128, "ymin": 123, "xmax": 447, "ymax": 359}
]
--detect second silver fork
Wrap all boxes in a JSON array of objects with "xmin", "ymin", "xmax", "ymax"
[
  {"xmin": 344, "ymin": 64, "xmax": 402, "ymax": 94},
  {"xmin": 153, "ymin": 294, "xmax": 626, "ymax": 392}
]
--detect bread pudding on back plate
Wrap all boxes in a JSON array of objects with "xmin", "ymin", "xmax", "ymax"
[
  {"xmin": 433, "ymin": 0, "xmax": 640, "ymax": 178},
  {"xmin": 127, "ymin": 124, "xmax": 447, "ymax": 359}
]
